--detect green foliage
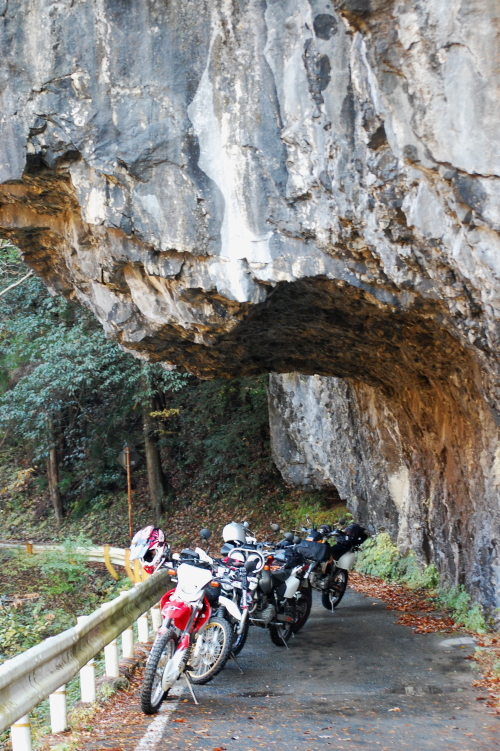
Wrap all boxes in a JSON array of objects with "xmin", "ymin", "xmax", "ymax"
[
  {"xmin": 285, "ymin": 492, "xmax": 351, "ymax": 530},
  {"xmin": 0, "ymin": 599, "xmax": 66, "ymax": 658},
  {"xmin": 435, "ymin": 585, "xmax": 487, "ymax": 633},
  {"xmin": 356, "ymin": 532, "xmax": 439, "ymax": 589},
  {"xmin": 160, "ymin": 376, "xmax": 284, "ymax": 502},
  {"xmin": 0, "ymin": 537, "xmax": 131, "ymax": 663},
  {"xmin": 2, "ymin": 535, "xmax": 92, "ymax": 600},
  {"xmin": 356, "ymin": 533, "xmax": 487, "ymax": 632},
  {"xmin": 0, "ymin": 244, "xmax": 186, "ymax": 507}
]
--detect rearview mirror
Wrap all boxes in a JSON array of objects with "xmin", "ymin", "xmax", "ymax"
[
  {"xmin": 243, "ymin": 521, "xmax": 250, "ymax": 529},
  {"xmin": 200, "ymin": 528, "xmax": 211, "ymax": 541},
  {"xmin": 271, "ymin": 523, "xmax": 280, "ymax": 533},
  {"xmin": 284, "ymin": 532, "xmax": 294, "ymax": 542}
]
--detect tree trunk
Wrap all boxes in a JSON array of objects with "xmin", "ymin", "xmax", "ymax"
[
  {"xmin": 143, "ymin": 401, "xmax": 169, "ymax": 524},
  {"xmin": 46, "ymin": 420, "xmax": 63, "ymax": 524}
]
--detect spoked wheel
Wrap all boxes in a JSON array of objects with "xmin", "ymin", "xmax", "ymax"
[
  {"xmin": 188, "ymin": 617, "xmax": 233, "ymax": 685},
  {"xmin": 322, "ymin": 567, "xmax": 348, "ymax": 610},
  {"xmin": 291, "ymin": 586, "xmax": 313, "ymax": 633},
  {"xmin": 140, "ymin": 629, "xmax": 177, "ymax": 715}
]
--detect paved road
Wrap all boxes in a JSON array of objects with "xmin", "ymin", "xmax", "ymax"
[{"xmin": 148, "ymin": 589, "xmax": 499, "ymax": 751}]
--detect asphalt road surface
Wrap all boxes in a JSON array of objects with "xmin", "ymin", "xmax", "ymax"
[{"xmin": 141, "ymin": 589, "xmax": 499, "ymax": 751}]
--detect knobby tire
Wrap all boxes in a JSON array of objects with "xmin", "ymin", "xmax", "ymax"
[
  {"xmin": 322, "ymin": 568, "xmax": 348, "ymax": 610},
  {"xmin": 291, "ymin": 586, "xmax": 313, "ymax": 633},
  {"xmin": 232, "ymin": 616, "xmax": 249, "ymax": 656},
  {"xmin": 140, "ymin": 629, "xmax": 177, "ymax": 715}
]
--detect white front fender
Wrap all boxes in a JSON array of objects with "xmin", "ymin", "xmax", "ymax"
[
  {"xmin": 219, "ymin": 595, "xmax": 242, "ymax": 621},
  {"xmin": 161, "ymin": 647, "xmax": 186, "ymax": 691}
]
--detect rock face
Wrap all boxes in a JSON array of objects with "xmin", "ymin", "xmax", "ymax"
[
  {"xmin": 1, "ymin": 2, "xmax": 500, "ymax": 602},
  {"xmin": 269, "ymin": 373, "xmax": 500, "ymax": 608}
]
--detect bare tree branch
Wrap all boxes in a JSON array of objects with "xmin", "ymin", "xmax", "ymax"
[{"xmin": 0, "ymin": 269, "xmax": 34, "ymax": 298}]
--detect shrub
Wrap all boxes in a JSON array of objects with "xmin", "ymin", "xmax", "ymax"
[
  {"xmin": 356, "ymin": 533, "xmax": 487, "ymax": 632},
  {"xmin": 0, "ymin": 599, "xmax": 72, "ymax": 660},
  {"xmin": 435, "ymin": 585, "xmax": 487, "ymax": 633},
  {"xmin": 356, "ymin": 532, "xmax": 438, "ymax": 589}
]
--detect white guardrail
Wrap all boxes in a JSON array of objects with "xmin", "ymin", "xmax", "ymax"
[
  {"xmin": 0, "ymin": 542, "xmax": 146, "ymax": 583},
  {"xmin": 0, "ymin": 566, "xmax": 171, "ymax": 751}
]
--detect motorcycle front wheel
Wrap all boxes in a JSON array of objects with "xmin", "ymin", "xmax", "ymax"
[
  {"xmin": 188, "ymin": 617, "xmax": 233, "ymax": 685},
  {"xmin": 231, "ymin": 616, "xmax": 249, "ymax": 656},
  {"xmin": 269, "ymin": 598, "xmax": 294, "ymax": 646},
  {"xmin": 291, "ymin": 586, "xmax": 312, "ymax": 633},
  {"xmin": 322, "ymin": 568, "xmax": 348, "ymax": 610},
  {"xmin": 140, "ymin": 629, "xmax": 178, "ymax": 715},
  {"xmin": 269, "ymin": 620, "xmax": 293, "ymax": 646}
]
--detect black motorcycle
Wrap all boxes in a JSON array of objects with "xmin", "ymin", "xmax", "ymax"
[{"xmin": 294, "ymin": 522, "xmax": 368, "ymax": 610}]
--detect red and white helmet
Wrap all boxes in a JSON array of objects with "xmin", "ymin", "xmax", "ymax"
[{"xmin": 130, "ymin": 525, "xmax": 167, "ymax": 574}]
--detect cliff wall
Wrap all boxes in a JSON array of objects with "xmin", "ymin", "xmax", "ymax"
[
  {"xmin": 1, "ymin": 1, "xmax": 500, "ymax": 602},
  {"xmin": 269, "ymin": 373, "xmax": 500, "ymax": 608}
]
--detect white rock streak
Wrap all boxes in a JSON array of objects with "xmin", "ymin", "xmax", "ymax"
[{"xmin": 187, "ymin": 24, "xmax": 271, "ymax": 303}]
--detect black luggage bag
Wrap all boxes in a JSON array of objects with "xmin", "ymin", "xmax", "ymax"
[{"xmin": 296, "ymin": 539, "xmax": 331, "ymax": 563}]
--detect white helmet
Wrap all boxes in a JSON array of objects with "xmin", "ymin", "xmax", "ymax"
[
  {"xmin": 222, "ymin": 522, "xmax": 247, "ymax": 545},
  {"xmin": 130, "ymin": 526, "xmax": 166, "ymax": 574}
]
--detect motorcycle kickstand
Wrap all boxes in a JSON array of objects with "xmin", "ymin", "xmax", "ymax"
[
  {"xmin": 183, "ymin": 672, "xmax": 199, "ymax": 705},
  {"xmin": 280, "ymin": 633, "xmax": 290, "ymax": 649},
  {"xmin": 230, "ymin": 651, "xmax": 244, "ymax": 674}
]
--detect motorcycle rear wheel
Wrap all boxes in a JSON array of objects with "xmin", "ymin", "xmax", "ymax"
[
  {"xmin": 322, "ymin": 568, "xmax": 348, "ymax": 610},
  {"xmin": 140, "ymin": 629, "xmax": 177, "ymax": 715},
  {"xmin": 188, "ymin": 617, "xmax": 233, "ymax": 685}
]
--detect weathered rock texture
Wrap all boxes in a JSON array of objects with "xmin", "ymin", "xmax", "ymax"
[
  {"xmin": 1, "ymin": 1, "xmax": 500, "ymax": 603},
  {"xmin": 269, "ymin": 373, "xmax": 500, "ymax": 608}
]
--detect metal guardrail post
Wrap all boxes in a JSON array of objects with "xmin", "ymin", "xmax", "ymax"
[
  {"xmin": 134, "ymin": 559, "xmax": 142, "ymax": 582},
  {"xmin": 77, "ymin": 616, "xmax": 96, "ymax": 703},
  {"xmin": 151, "ymin": 604, "xmax": 162, "ymax": 632},
  {"xmin": 101, "ymin": 603, "xmax": 120, "ymax": 677},
  {"xmin": 124, "ymin": 548, "xmax": 135, "ymax": 582},
  {"xmin": 137, "ymin": 611, "xmax": 149, "ymax": 643},
  {"xmin": 103, "ymin": 544, "xmax": 119, "ymax": 580},
  {"xmin": 118, "ymin": 591, "xmax": 135, "ymax": 658},
  {"xmin": 10, "ymin": 714, "xmax": 31, "ymax": 751},
  {"xmin": 104, "ymin": 639, "xmax": 119, "ymax": 677},
  {"xmin": 49, "ymin": 685, "xmax": 67, "ymax": 734},
  {"xmin": 122, "ymin": 625, "xmax": 134, "ymax": 658}
]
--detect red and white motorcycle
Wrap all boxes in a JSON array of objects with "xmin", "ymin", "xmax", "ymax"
[{"xmin": 140, "ymin": 561, "xmax": 232, "ymax": 714}]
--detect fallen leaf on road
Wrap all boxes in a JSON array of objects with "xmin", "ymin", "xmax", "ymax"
[
  {"xmin": 173, "ymin": 718, "xmax": 186, "ymax": 723},
  {"xmin": 388, "ymin": 707, "xmax": 401, "ymax": 712}
]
